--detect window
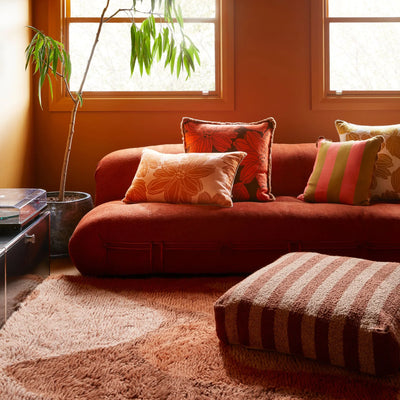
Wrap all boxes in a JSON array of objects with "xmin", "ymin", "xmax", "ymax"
[
  {"xmin": 311, "ymin": 0, "xmax": 400, "ymax": 110},
  {"xmin": 48, "ymin": 0, "xmax": 234, "ymax": 111}
]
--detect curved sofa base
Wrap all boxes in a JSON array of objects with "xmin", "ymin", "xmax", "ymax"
[{"xmin": 69, "ymin": 197, "xmax": 400, "ymax": 276}]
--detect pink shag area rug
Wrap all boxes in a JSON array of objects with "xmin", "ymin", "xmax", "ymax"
[{"xmin": 0, "ymin": 275, "xmax": 399, "ymax": 400}]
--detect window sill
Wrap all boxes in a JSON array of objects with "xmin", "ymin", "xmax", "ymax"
[
  {"xmin": 49, "ymin": 92, "xmax": 235, "ymax": 112},
  {"xmin": 311, "ymin": 93, "xmax": 400, "ymax": 111}
]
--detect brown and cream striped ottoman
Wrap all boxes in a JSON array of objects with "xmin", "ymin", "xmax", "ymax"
[{"xmin": 214, "ymin": 252, "xmax": 400, "ymax": 376}]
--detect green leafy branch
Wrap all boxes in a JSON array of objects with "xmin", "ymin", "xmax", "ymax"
[
  {"xmin": 25, "ymin": 26, "xmax": 72, "ymax": 107},
  {"xmin": 129, "ymin": 3, "xmax": 200, "ymax": 78}
]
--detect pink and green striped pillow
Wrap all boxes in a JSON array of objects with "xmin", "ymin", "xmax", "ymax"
[{"xmin": 300, "ymin": 136, "xmax": 383, "ymax": 205}]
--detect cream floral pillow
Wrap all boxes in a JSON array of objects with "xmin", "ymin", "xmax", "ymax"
[
  {"xmin": 336, "ymin": 120, "xmax": 400, "ymax": 202},
  {"xmin": 123, "ymin": 149, "xmax": 247, "ymax": 207}
]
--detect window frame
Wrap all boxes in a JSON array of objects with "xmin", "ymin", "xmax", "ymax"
[
  {"xmin": 311, "ymin": 0, "xmax": 400, "ymax": 110},
  {"xmin": 47, "ymin": 0, "xmax": 234, "ymax": 112}
]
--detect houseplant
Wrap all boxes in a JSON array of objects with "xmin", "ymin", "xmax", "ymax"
[{"xmin": 25, "ymin": 0, "xmax": 200, "ymax": 256}]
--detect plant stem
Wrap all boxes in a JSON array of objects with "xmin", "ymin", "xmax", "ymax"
[{"xmin": 57, "ymin": 0, "xmax": 111, "ymax": 201}]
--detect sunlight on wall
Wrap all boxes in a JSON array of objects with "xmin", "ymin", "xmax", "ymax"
[{"xmin": 0, "ymin": 0, "xmax": 33, "ymax": 187}]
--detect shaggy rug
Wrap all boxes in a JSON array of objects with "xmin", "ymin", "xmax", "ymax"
[
  {"xmin": 0, "ymin": 275, "xmax": 399, "ymax": 400},
  {"xmin": 1, "ymin": 274, "xmax": 44, "ymax": 327}
]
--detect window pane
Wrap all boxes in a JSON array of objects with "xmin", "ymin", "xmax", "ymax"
[
  {"xmin": 70, "ymin": 0, "xmax": 136, "ymax": 17},
  {"xmin": 69, "ymin": 22, "xmax": 215, "ymax": 92},
  {"xmin": 329, "ymin": 23, "xmax": 400, "ymax": 91},
  {"xmin": 328, "ymin": 0, "xmax": 400, "ymax": 17},
  {"xmin": 178, "ymin": 0, "xmax": 215, "ymax": 19},
  {"xmin": 70, "ymin": 0, "xmax": 215, "ymax": 18}
]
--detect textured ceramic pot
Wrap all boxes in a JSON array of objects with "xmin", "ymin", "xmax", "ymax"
[{"xmin": 46, "ymin": 191, "xmax": 93, "ymax": 257}]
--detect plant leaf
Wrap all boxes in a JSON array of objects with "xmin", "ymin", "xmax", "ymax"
[
  {"xmin": 37, "ymin": 74, "xmax": 44, "ymax": 108},
  {"xmin": 52, "ymin": 47, "xmax": 59, "ymax": 76},
  {"xmin": 174, "ymin": 3, "xmax": 184, "ymax": 29},
  {"xmin": 164, "ymin": 0, "xmax": 174, "ymax": 24},
  {"xmin": 135, "ymin": 30, "xmax": 141, "ymax": 56},
  {"xmin": 149, "ymin": 15, "xmax": 156, "ymax": 39},
  {"xmin": 63, "ymin": 50, "xmax": 72, "ymax": 82},
  {"xmin": 48, "ymin": 75, "xmax": 53, "ymax": 99},
  {"xmin": 25, "ymin": 32, "xmax": 39, "ymax": 69},
  {"xmin": 176, "ymin": 51, "xmax": 182, "ymax": 78},
  {"xmin": 130, "ymin": 23, "xmax": 137, "ymax": 74},
  {"xmin": 170, "ymin": 45, "xmax": 176, "ymax": 74},
  {"xmin": 193, "ymin": 46, "xmax": 200, "ymax": 66},
  {"xmin": 157, "ymin": 35, "xmax": 162, "ymax": 61},
  {"xmin": 184, "ymin": 47, "xmax": 195, "ymax": 72},
  {"xmin": 162, "ymin": 28, "xmax": 169, "ymax": 52},
  {"xmin": 183, "ymin": 54, "xmax": 190, "ymax": 77}
]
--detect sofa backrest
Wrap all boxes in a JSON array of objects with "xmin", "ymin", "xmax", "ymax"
[
  {"xmin": 94, "ymin": 142, "xmax": 317, "ymax": 205},
  {"xmin": 271, "ymin": 143, "xmax": 317, "ymax": 196}
]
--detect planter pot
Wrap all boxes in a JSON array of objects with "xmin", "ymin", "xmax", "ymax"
[{"xmin": 46, "ymin": 191, "xmax": 93, "ymax": 257}]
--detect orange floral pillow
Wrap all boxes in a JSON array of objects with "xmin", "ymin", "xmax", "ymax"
[
  {"xmin": 181, "ymin": 117, "xmax": 276, "ymax": 202},
  {"xmin": 123, "ymin": 149, "xmax": 247, "ymax": 207}
]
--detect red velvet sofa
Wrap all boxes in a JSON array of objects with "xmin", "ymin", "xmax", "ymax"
[{"xmin": 69, "ymin": 143, "xmax": 400, "ymax": 276}]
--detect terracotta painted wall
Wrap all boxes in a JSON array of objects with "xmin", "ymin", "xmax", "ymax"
[
  {"xmin": 33, "ymin": 0, "xmax": 400, "ymax": 197},
  {"xmin": 0, "ymin": 0, "xmax": 33, "ymax": 188}
]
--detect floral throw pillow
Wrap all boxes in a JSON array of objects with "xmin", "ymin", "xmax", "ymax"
[
  {"xmin": 123, "ymin": 149, "xmax": 247, "ymax": 207},
  {"xmin": 181, "ymin": 117, "xmax": 276, "ymax": 202},
  {"xmin": 336, "ymin": 120, "xmax": 400, "ymax": 202}
]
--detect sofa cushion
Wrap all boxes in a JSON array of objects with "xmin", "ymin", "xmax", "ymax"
[
  {"xmin": 181, "ymin": 117, "xmax": 276, "ymax": 202},
  {"xmin": 300, "ymin": 136, "xmax": 383, "ymax": 205},
  {"xmin": 69, "ymin": 197, "xmax": 400, "ymax": 277},
  {"xmin": 214, "ymin": 252, "xmax": 400, "ymax": 376},
  {"xmin": 123, "ymin": 149, "xmax": 246, "ymax": 207},
  {"xmin": 336, "ymin": 119, "xmax": 400, "ymax": 202}
]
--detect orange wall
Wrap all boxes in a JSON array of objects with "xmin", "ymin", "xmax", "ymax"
[
  {"xmin": 33, "ymin": 0, "xmax": 400, "ymax": 197},
  {"xmin": 0, "ymin": 0, "xmax": 34, "ymax": 188}
]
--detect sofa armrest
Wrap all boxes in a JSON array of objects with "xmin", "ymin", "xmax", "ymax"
[{"xmin": 94, "ymin": 143, "xmax": 184, "ymax": 206}]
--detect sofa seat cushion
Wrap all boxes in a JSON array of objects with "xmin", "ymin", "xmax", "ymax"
[
  {"xmin": 69, "ymin": 197, "xmax": 400, "ymax": 276},
  {"xmin": 214, "ymin": 252, "xmax": 400, "ymax": 376}
]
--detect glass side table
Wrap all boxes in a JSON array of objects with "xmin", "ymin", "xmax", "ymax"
[
  {"xmin": 0, "ymin": 247, "xmax": 4, "ymax": 326},
  {"xmin": 0, "ymin": 211, "xmax": 50, "ymax": 327}
]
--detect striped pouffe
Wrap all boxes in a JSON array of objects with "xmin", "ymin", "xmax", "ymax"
[{"xmin": 214, "ymin": 252, "xmax": 400, "ymax": 376}]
